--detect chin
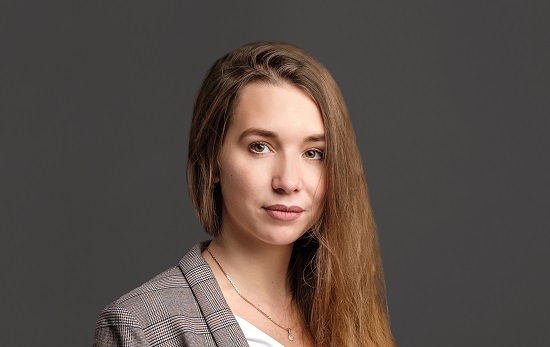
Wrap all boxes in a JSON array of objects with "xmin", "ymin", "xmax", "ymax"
[{"xmin": 258, "ymin": 227, "xmax": 307, "ymax": 246}]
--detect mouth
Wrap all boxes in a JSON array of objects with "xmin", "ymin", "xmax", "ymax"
[{"xmin": 263, "ymin": 204, "xmax": 304, "ymax": 221}]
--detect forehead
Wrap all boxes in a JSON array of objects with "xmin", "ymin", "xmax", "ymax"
[{"xmin": 229, "ymin": 82, "xmax": 324, "ymax": 135}]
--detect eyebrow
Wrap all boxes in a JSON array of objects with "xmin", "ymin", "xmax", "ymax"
[
  {"xmin": 304, "ymin": 134, "xmax": 326, "ymax": 142},
  {"xmin": 239, "ymin": 128, "xmax": 277, "ymax": 141},
  {"xmin": 239, "ymin": 127, "xmax": 325, "ymax": 143}
]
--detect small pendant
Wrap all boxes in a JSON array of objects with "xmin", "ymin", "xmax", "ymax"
[{"xmin": 288, "ymin": 329, "xmax": 294, "ymax": 341}]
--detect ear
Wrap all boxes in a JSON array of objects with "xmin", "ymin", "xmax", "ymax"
[{"xmin": 213, "ymin": 176, "xmax": 220, "ymax": 184}]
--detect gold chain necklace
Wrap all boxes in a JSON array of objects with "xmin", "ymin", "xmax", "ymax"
[{"xmin": 206, "ymin": 247, "xmax": 295, "ymax": 342}]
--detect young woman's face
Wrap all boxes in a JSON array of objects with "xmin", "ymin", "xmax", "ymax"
[{"xmin": 215, "ymin": 82, "xmax": 326, "ymax": 247}]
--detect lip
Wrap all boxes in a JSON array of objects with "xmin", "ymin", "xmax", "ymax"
[{"xmin": 263, "ymin": 204, "xmax": 304, "ymax": 221}]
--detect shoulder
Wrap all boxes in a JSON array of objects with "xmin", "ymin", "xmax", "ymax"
[
  {"xmin": 94, "ymin": 242, "xmax": 221, "ymax": 347},
  {"xmin": 100, "ymin": 265, "xmax": 192, "ymax": 322},
  {"xmin": 102, "ymin": 241, "xmax": 211, "ymax": 317}
]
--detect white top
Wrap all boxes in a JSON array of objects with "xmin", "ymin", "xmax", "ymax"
[{"xmin": 234, "ymin": 315, "xmax": 285, "ymax": 347}]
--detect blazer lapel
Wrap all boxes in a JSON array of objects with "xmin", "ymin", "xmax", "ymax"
[{"xmin": 179, "ymin": 241, "xmax": 249, "ymax": 347}]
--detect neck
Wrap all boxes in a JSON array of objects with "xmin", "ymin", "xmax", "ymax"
[{"xmin": 207, "ymin": 234, "xmax": 294, "ymax": 299}]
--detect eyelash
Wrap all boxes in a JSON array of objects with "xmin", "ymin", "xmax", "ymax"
[
  {"xmin": 248, "ymin": 142, "xmax": 324, "ymax": 160},
  {"xmin": 249, "ymin": 142, "xmax": 272, "ymax": 154},
  {"xmin": 303, "ymin": 149, "xmax": 324, "ymax": 160}
]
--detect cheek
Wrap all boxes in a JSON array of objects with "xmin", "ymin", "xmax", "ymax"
[
  {"xmin": 309, "ymin": 168, "xmax": 327, "ymax": 202},
  {"xmin": 315, "ymin": 179, "xmax": 327, "ymax": 214},
  {"xmin": 219, "ymin": 158, "xmax": 264, "ymax": 198}
]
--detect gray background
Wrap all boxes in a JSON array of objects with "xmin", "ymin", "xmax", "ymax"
[{"xmin": 1, "ymin": 1, "xmax": 549, "ymax": 345}]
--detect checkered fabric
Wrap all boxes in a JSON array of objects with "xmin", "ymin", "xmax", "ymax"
[{"xmin": 93, "ymin": 241, "xmax": 249, "ymax": 346}]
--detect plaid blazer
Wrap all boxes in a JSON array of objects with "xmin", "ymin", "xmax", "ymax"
[{"xmin": 93, "ymin": 241, "xmax": 249, "ymax": 347}]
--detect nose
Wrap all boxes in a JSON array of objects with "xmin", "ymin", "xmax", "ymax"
[{"xmin": 271, "ymin": 154, "xmax": 304, "ymax": 193}]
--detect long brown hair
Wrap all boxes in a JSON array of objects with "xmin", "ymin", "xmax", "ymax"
[{"xmin": 187, "ymin": 41, "xmax": 396, "ymax": 346}]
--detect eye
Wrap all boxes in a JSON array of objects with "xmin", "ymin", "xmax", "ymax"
[
  {"xmin": 249, "ymin": 142, "xmax": 272, "ymax": 154},
  {"xmin": 303, "ymin": 149, "xmax": 324, "ymax": 160}
]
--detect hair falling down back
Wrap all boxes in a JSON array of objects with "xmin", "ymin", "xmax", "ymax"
[{"xmin": 187, "ymin": 41, "xmax": 396, "ymax": 346}]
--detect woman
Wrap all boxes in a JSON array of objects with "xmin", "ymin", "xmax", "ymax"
[{"xmin": 94, "ymin": 41, "xmax": 395, "ymax": 346}]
